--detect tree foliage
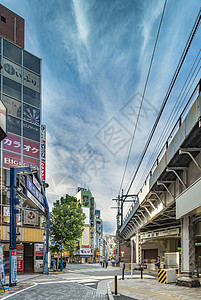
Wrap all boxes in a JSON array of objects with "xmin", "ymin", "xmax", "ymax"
[{"xmin": 49, "ymin": 194, "xmax": 85, "ymax": 251}]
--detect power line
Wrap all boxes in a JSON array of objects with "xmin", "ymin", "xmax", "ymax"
[
  {"xmin": 135, "ymin": 50, "xmax": 201, "ymax": 192},
  {"xmin": 118, "ymin": 0, "xmax": 168, "ymax": 196},
  {"xmin": 125, "ymin": 8, "xmax": 201, "ymax": 198}
]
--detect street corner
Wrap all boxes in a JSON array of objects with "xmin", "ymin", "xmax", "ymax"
[{"xmin": 0, "ymin": 282, "xmax": 35, "ymax": 299}]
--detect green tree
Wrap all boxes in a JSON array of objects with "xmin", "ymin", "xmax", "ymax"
[{"xmin": 49, "ymin": 194, "xmax": 85, "ymax": 266}]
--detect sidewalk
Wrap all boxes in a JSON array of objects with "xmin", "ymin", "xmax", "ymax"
[{"xmin": 109, "ymin": 275, "xmax": 201, "ymax": 300}]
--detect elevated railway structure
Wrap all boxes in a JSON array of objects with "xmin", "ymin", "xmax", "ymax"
[{"xmin": 119, "ymin": 80, "xmax": 201, "ymax": 284}]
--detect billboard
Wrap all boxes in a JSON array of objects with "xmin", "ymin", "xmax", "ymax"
[
  {"xmin": 23, "ymin": 69, "xmax": 40, "ymax": 93},
  {"xmin": 2, "ymin": 95, "xmax": 21, "ymax": 118},
  {"xmin": 82, "ymin": 207, "xmax": 90, "ymax": 225},
  {"xmin": 82, "ymin": 227, "xmax": 89, "ymax": 246},
  {"xmin": 2, "ymin": 58, "xmax": 22, "ymax": 84},
  {"xmin": 23, "ymin": 156, "xmax": 40, "ymax": 169},
  {"xmin": 3, "ymin": 133, "xmax": 21, "ymax": 154},
  {"xmin": 23, "ymin": 138, "xmax": 40, "ymax": 159},
  {"xmin": 3, "ymin": 151, "xmax": 21, "ymax": 168}
]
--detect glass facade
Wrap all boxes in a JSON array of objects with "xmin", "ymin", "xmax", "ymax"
[{"xmin": 0, "ymin": 37, "xmax": 42, "ymax": 226}]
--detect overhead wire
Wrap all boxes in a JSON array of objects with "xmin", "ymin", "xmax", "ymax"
[
  {"xmin": 118, "ymin": 0, "xmax": 168, "ymax": 196},
  {"xmin": 134, "ymin": 50, "xmax": 201, "ymax": 192},
  {"xmin": 125, "ymin": 8, "xmax": 201, "ymax": 198}
]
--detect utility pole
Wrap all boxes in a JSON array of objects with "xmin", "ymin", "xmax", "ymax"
[{"xmin": 112, "ymin": 193, "xmax": 138, "ymax": 266}]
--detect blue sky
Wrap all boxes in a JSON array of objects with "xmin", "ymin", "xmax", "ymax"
[{"xmin": 2, "ymin": 0, "xmax": 201, "ymax": 233}]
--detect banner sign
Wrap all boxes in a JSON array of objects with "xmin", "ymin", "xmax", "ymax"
[
  {"xmin": 82, "ymin": 207, "xmax": 90, "ymax": 225},
  {"xmin": 23, "ymin": 69, "xmax": 40, "ymax": 93},
  {"xmin": 0, "ymin": 246, "xmax": 5, "ymax": 284},
  {"xmin": 3, "ymin": 151, "xmax": 21, "ymax": 168},
  {"xmin": 3, "ymin": 133, "xmax": 21, "ymax": 154},
  {"xmin": 2, "ymin": 95, "xmax": 21, "ymax": 118},
  {"xmin": 2, "ymin": 57, "xmax": 22, "ymax": 83},
  {"xmin": 80, "ymin": 248, "xmax": 91, "ymax": 256},
  {"xmin": 10, "ymin": 250, "xmax": 17, "ymax": 284},
  {"xmin": 41, "ymin": 161, "xmax": 46, "ymax": 181},
  {"xmin": 33, "ymin": 176, "xmax": 41, "ymax": 191},
  {"xmin": 41, "ymin": 125, "xmax": 46, "ymax": 181},
  {"xmin": 24, "ymin": 210, "xmax": 38, "ymax": 225},
  {"xmin": 26, "ymin": 190, "xmax": 45, "ymax": 213},
  {"xmin": 23, "ymin": 139, "xmax": 40, "ymax": 159},
  {"xmin": 16, "ymin": 244, "xmax": 23, "ymax": 273},
  {"xmin": 26, "ymin": 177, "xmax": 45, "ymax": 207},
  {"xmin": 82, "ymin": 227, "xmax": 89, "ymax": 246}
]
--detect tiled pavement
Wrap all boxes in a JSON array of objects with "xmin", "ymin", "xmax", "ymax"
[
  {"xmin": 0, "ymin": 281, "xmax": 108, "ymax": 300},
  {"xmin": 109, "ymin": 277, "xmax": 201, "ymax": 300}
]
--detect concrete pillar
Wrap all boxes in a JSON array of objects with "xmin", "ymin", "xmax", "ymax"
[
  {"xmin": 181, "ymin": 216, "xmax": 195, "ymax": 275},
  {"xmin": 176, "ymin": 215, "xmax": 200, "ymax": 287}
]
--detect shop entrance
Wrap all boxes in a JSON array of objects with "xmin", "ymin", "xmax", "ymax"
[{"xmin": 24, "ymin": 244, "xmax": 34, "ymax": 273}]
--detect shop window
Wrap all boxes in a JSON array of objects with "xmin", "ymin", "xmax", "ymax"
[
  {"xmin": 7, "ymin": 115, "xmax": 21, "ymax": 135},
  {"xmin": 3, "ymin": 39, "xmax": 22, "ymax": 65},
  {"xmin": 23, "ymin": 121, "xmax": 40, "ymax": 142},
  {"xmin": 23, "ymin": 51, "xmax": 40, "ymax": 74},
  {"xmin": 23, "ymin": 86, "xmax": 40, "ymax": 108},
  {"xmin": 3, "ymin": 76, "xmax": 21, "ymax": 100}
]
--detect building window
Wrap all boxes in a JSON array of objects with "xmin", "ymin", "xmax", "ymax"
[
  {"xmin": 23, "ymin": 51, "xmax": 40, "ymax": 75},
  {"xmin": 23, "ymin": 104, "xmax": 40, "ymax": 126},
  {"xmin": 2, "ymin": 95, "xmax": 21, "ymax": 118},
  {"xmin": 1, "ymin": 16, "xmax": 6, "ymax": 23},
  {"xmin": 23, "ymin": 121, "xmax": 40, "ymax": 142},
  {"xmin": 3, "ymin": 39, "xmax": 22, "ymax": 65},
  {"xmin": 7, "ymin": 115, "xmax": 21, "ymax": 135},
  {"xmin": 3, "ymin": 76, "xmax": 21, "ymax": 100},
  {"xmin": 23, "ymin": 86, "xmax": 40, "ymax": 108}
]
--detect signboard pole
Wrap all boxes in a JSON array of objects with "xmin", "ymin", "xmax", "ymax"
[
  {"xmin": 45, "ymin": 205, "xmax": 49, "ymax": 274},
  {"xmin": 9, "ymin": 167, "xmax": 30, "ymax": 286}
]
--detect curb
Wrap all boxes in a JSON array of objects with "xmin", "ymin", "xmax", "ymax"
[{"xmin": 107, "ymin": 281, "xmax": 114, "ymax": 300}]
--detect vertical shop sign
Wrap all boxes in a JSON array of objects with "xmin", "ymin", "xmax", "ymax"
[
  {"xmin": 35, "ymin": 244, "xmax": 44, "ymax": 272},
  {"xmin": 41, "ymin": 125, "xmax": 46, "ymax": 181},
  {"xmin": 0, "ymin": 246, "xmax": 5, "ymax": 285},
  {"xmin": 16, "ymin": 245, "xmax": 23, "ymax": 273},
  {"xmin": 10, "ymin": 250, "xmax": 17, "ymax": 284}
]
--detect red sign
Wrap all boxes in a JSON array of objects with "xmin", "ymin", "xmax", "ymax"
[
  {"xmin": 3, "ymin": 151, "xmax": 21, "ymax": 168},
  {"xmin": 36, "ymin": 252, "xmax": 43, "ymax": 256},
  {"xmin": 23, "ymin": 139, "xmax": 40, "ymax": 159},
  {"xmin": 12, "ymin": 250, "xmax": 17, "ymax": 256},
  {"xmin": 17, "ymin": 260, "xmax": 23, "ymax": 272},
  {"xmin": 23, "ymin": 156, "xmax": 40, "ymax": 169},
  {"xmin": 41, "ymin": 161, "xmax": 45, "ymax": 181},
  {"xmin": 3, "ymin": 133, "xmax": 21, "ymax": 153}
]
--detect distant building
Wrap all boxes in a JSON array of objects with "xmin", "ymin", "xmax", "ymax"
[{"xmin": 75, "ymin": 189, "xmax": 103, "ymax": 263}]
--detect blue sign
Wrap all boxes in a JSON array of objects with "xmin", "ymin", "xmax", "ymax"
[{"xmin": 26, "ymin": 177, "xmax": 45, "ymax": 207}]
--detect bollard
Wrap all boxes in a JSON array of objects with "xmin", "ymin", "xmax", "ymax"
[
  {"xmin": 141, "ymin": 267, "xmax": 143, "ymax": 279},
  {"xmin": 122, "ymin": 267, "xmax": 124, "ymax": 280},
  {"xmin": 115, "ymin": 275, "xmax": 117, "ymax": 295}
]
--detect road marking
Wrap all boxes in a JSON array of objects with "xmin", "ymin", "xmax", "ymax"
[{"xmin": 1, "ymin": 283, "xmax": 37, "ymax": 299}]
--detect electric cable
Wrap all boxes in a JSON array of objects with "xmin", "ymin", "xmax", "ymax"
[
  {"xmin": 125, "ymin": 8, "xmax": 201, "ymax": 198},
  {"xmin": 118, "ymin": 0, "xmax": 168, "ymax": 196}
]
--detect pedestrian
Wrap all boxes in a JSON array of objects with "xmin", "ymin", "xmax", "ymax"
[
  {"xmin": 102, "ymin": 257, "xmax": 105, "ymax": 268},
  {"xmin": 105, "ymin": 258, "xmax": 108, "ymax": 269},
  {"xmin": 53, "ymin": 258, "xmax": 56, "ymax": 271},
  {"xmin": 155, "ymin": 256, "xmax": 160, "ymax": 269},
  {"xmin": 111, "ymin": 258, "xmax": 115, "ymax": 267},
  {"xmin": 100, "ymin": 257, "xmax": 103, "ymax": 267}
]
